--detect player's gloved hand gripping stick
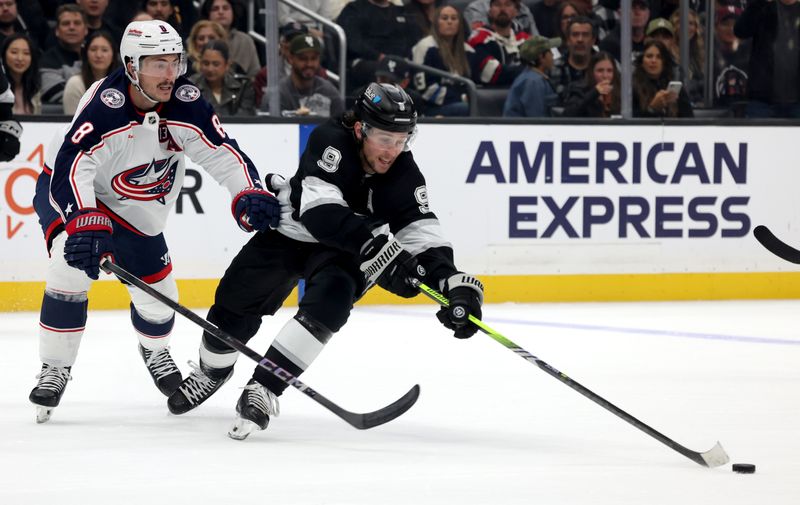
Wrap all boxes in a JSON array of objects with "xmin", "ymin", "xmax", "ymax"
[
  {"xmin": 412, "ymin": 279, "xmax": 730, "ymax": 468},
  {"xmin": 99, "ymin": 259, "xmax": 420, "ymax": 430}
]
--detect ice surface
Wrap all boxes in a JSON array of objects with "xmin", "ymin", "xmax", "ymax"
[{"xmin": 2, "ymin": 300, "xmax": 799, "ymax": 504}]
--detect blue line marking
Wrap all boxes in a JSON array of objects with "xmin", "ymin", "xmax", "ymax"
[{"xmin": 359, "ymin": 307, "xmax": 800, "ymax": 346}]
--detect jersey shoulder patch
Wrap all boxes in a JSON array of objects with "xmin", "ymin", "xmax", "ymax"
[
  {"xmin": 175, "ymin": 84, "xmax": 201, "ymax": 102},
  {"xmin": 99, "ymin": 88, "xmax": 126, "ymax": 109}
]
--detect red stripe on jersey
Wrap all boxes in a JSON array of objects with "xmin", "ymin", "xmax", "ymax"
[
  {"xmin": 97, "ymin": 201, "xmax": 147, "ymax": 236},
  {"xmin": 167, "ymin": 120, "xmax": 254, "ymax": 186},
  {"xmin": 141, "ymin": 263, "xmax": 173, "ymax": 284}
]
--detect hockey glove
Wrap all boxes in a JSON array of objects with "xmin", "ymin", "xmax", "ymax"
[
  {"xmin": 232, "ymin": 187, "xmax": 281, "ymax": 232},
  {"xmin": 359, "ymin": 234, "xmax": 420, "ymax": 298},
  {"xmin": 436, "ymin": 273, "xmax": 484, "ymax": 339},
  {"xmin": 63, "ymin": 209, "xmax": 114, "ymax": 280},
  {"xmin": 0, "ymin": 120, "xmax": 22, "ymax": 162}
]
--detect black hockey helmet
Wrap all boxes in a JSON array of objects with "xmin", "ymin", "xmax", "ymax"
[{"xmin": 354, "ymin": 83, "xmax": 417, "ymax": 134}]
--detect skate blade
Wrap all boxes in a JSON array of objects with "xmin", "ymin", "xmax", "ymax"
[
  {"xmin": 228, "ymin": 416, "xmax": 261, "ymax": 440},
  {"xmin": 35, "ymin": 406, "xmax": 53, "ymax": 424}
]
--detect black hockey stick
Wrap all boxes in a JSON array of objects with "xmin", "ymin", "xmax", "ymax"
[
  {"xmin": 100, "ymin": 260, "xmax": 420, "ymax": 430},
  {"xmin": 753, "ymin": 225, "xmax": 800, "ymax": 264},
  {"xmin": 412, "ymin": 279, "xmax": 729, "ymax": 468}
]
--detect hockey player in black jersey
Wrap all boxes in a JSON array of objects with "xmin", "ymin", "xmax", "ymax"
[
  {"xmin": 167, "ymin": 82, "xmax": 484, "ymax": 440},
  {"xmin": 27, "ymin": 20, "xmax": 280, "ymax": 423}
]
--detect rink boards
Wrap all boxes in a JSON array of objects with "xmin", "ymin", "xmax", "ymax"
[{"xmin": 2, "ymin": 120, "xmax": 799, "ymax": 311}]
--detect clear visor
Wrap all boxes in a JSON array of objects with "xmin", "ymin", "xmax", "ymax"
[
  {"xmin": 138, "ymin": 55, "xmax": 187, "ymax": 78},
  {"xmin": 361, "ymin": 122, "xmax": 417, "ymax": 152}
]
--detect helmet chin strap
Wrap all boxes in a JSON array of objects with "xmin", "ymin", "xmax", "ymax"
[{"xmin": 133, "ymin": 81, "xmax": 160, "ymax": 105}]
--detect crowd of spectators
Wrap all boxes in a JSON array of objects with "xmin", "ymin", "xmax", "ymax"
[{"xmin": 2, "ymin": 0, "xmax": 798, "ymax": 119}]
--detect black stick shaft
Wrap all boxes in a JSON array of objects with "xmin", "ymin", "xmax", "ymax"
[
  {"xmin": 101, "ymin": 260, "xmax": 419, "ymax": 429},
  {"xmin": 414, "ymin": 280, "xmax": 728, "ymax": 467}
]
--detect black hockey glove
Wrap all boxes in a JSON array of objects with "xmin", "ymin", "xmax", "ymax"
[
  {"xmin": 359, "ymin": 234, "xmax": 420, "ymax": 298},
  {"xmin": 64, "ymin": 209, "xmax": 115, "ymax": 280},
  {"xmin": 0, "ymin": 120, "xmax": 22, "ymax": 162},
  {"xmin": 232, "ymin": 187, "xmax": 281, "ymax": 232},
  {"xmin": 436, "ymin": 273, "xmax": 484, "ymax": 339}
]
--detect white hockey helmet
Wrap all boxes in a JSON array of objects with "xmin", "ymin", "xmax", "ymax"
[{"xmin": 120, "ymin": 21, "xmax": 186, "ymax": 88}]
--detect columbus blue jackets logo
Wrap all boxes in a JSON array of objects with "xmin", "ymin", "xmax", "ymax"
[
  {"xmin": 176, "ymin": 84, "xmax": 200, "ymax": 102},
  {"xmin": 111, "ymin": 156, "xmax": 179, "ymax": 204},
  {"xmin": 100, "ymin": 89, "xmax": 125, "ymax": 108}
]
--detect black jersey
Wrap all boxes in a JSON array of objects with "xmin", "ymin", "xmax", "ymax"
[{"xmin": 271, "ymin": 117, "xmax": 458, "ymax": 286}]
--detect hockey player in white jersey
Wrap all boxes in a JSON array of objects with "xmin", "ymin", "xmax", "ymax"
[{"xmin": 28, "ymin": 20, "xmax": 280, "ymax": 423}]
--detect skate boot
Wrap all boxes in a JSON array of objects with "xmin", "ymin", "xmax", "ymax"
[
  {"xmin": 228, "ymin": 379, "xmax": 280, "ymax": 441},
  {"xmin": 29, "ymin": 364, "xmax": 72, "ymax": 423},
  {"xmin": 139, "ymin": 344, "xmax": 182, "ymax": 396},
  {"xmin": 167, "ymin": 361, "xmax": 233, "ymax": 415}
]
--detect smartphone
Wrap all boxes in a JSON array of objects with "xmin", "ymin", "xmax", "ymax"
[{"xmin": 667, "ymin": 81, "xmax": 683, "ymax": 94}]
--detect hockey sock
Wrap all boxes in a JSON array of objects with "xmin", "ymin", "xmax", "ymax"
[
  {"xmin": 131, "ymin": 304, "xmax": 175, "ymax": 350},
  {"xmin": 38, "ymin": 290, "xmax": 88, "ymax": 367},
  {"xmin": 254, "ymin": 312, "xmax": 333, "ymax": 396}
]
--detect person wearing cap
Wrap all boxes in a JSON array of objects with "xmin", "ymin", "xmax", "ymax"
[
  {"xmin": 279, "ymin": 33, "xmax": 343, "ymax": 118},
  {"xmin": 713, "ymin": 5, "xmax": 749, "ymax": 108},
  {"xmin": 598, "ymin": 0, "xmax": 650, "ymax": 63},
  {"xmin": 646, "ymin": 17, "xmax": 674, "ymax": 46},
  {"xmin": 503, "ymin": 35, "xmax": 560, "ymax": 117},
  {"xmin": 411, "ymin": 4, "xmax": 476, "ymax": 116},
  {"xmin": 735, "ymin": 0, "xmax": 800, "ymax": 118}
]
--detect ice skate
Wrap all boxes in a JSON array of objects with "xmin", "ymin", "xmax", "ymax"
[
  {"xmin": 228, "ymin": 379, "xmax": 280, "ymax": 441},
  {"xmin": 139, "ymin": 344, "xmax": 182, "ymax": 396},
  {"xmin": 29, "ymin": 364, "xmax": 72, "ymax": 423},
  {"xmin": 167, "ymin": 361, "xmax": 233, "ymax": 414}
]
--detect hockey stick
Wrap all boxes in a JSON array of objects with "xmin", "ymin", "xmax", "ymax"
[
  {"xmin": 753, "ymin": 225, "xmax": 800, "ymax": 264},
  {"xmin": 100, "ymin": 260, "xmax": 420, "ymax": 430},
  {"xmin": 412, "ymin": 279, "xmax": 729, "ymax": 468}
]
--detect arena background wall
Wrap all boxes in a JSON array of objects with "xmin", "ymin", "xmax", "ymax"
[{"xmin": 2, "ymin": 119, "xmax": 799, "ymax": 312}]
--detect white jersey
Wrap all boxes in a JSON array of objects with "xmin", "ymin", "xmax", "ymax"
[{"xmin": 44, "ymin": 68, "xmax": 261, "ymax": 236}]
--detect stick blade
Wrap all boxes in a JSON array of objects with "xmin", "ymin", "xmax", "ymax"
[
  {"xmin": 754, "ymin": 225, "xmax": 800, "ymax": 264},
  {"xmin": 699, "ymin": 441, "xmax": 730, "ymax": 468},
  {"xmin": 348, "ymin": 384, "xmax": 421, "ymax": 430}
]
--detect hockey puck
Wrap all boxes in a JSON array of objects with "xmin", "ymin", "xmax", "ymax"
[{"xmin": 732, "ymin": 463, "xmax": 756, "ymax": 474}]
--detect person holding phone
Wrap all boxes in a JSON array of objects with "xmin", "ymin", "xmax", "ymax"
[{"xmin": 632, "ymin": 39, "xmax": 693, "ymax": 117}]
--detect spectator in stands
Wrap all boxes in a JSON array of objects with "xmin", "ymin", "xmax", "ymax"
[
  {"xmin": 279, "ymin": 33, "xmax": 343, "ymax": 118},
  {"xmin": 713, "ymin": 5, "xmax": 749, "ymax": 109},
  {"xmin": 503, "ymin": 35, "xmax": 560, "ymax": 117},
  {"xmin": 143, "ymin": 0, "xmax": 183, "ymax": 37},
  {"xmin": 735, "ymin": 0, "xmax": 800, "ymax": 118},
  {"xmin": 563, "ymin": 50, "xmax": 620, "ymax": 117},
  {"xmin": 187, "ymin": 19, "xmax": 226, "ymax": 75},
  {"xmin": 555, "ymin": 1, "xmax": 581, "ymax": 51},
  {"xmin": 599, "ymin": 0, "xmax": 650, "ymax": 63},
  {"xmin": 645, "ymin": 17, "xmax": 676, "ymax": 54},
  {"xmin": 669, "ymin": 9, "xmax": 705, "ymax": 104},
  {"xmin": 632, "ymin": 39, "xmax": 693, "ymax": 117},
  {"xmin": 468, "ymin": 0, "xmax": 530, "ymax": 86},
  {"xmin": 3, "ymin": 32, "xmax": 40, "ymax": 114},
  {"xmin": 550, "ymin": 15, "xmax": 596, "ymax": 104},
  {"xmin": 194, "ymin": 39, "xmax": 256, "ymax": 116},
  {"xmin": 201, "ymin": 0, "xmax": 260, "ymax": 77},
  {"xmin": 412, "ymin": 4, "xmax": 475, "ymax": 116},
  {"xmin": 62, "ymin": 30, "xmax": 120, "ymax": 115},
  {"xmin": 0, "ymin": 0, "xmax": 47, "ymax": 51},
  {"xmin": 337, "ymin": 0, "xmax": 418, "ymax": 92},
  {"xmin": 40, "ymin": 4, "xmax": 88, "ymax": 105},
  {"xmin": 532, "ymin": 0, "xmax": 561, "ymax": 38},
  {"xmin": 405, "ymin": 0, "xmax": 446, "ymax": 42},
  {"xmin": 76, "ymin": 0, "xmax": 121, "ymax": 43},
  {"xmin": 279, "ymin": 0, "xmax": 340, "ymax": 37},
  {"xmin": 464, "ymin": 0, "xmax": 539, "ymax": 35}
]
